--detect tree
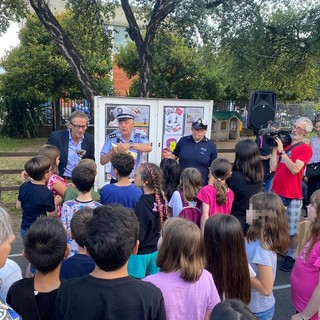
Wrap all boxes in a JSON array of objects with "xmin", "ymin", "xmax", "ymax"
[
  {"xmin": 0, "ymin": 12, "xmax": 113, "ymax": 137},
  {"xmin": 116, "ymin": 32, "xmax": 223, "ymax": 100}
]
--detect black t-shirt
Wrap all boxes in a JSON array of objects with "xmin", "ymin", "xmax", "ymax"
[
  {"xmin": 134, "ymin": 194, "xmax": 161, "ymax": 254},
  {"xmin": 18, "ymin": 181, "xmax": 55, "ymax": 230},
  {"xmin": 35, "ymin": 289, "xmax": 58, "ymax": 320},
  {"xmin": 227, "ymin": 171, "xmax": 263, "ymax": 227},
  {"xmin": 53, "ymin": 275, "xmax": 166, "ymax": 320},
  {"xmin": 173, "ymin": 135, "xmax": 217, "ymax": 185}
]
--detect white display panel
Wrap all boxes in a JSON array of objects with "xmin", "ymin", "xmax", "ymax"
[{"xmin": 94, "ymin": 97, "xmax": 213, "ymax": 189}]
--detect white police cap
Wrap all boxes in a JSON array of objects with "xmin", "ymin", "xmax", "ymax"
[{"xmin": 113, "ymin": 106, "xmax": 138, "ymax": 121}]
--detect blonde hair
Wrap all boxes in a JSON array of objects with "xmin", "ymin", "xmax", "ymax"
[
  {"xmin": 0, "ymin": 206, "xmax": 13, "ymax": 245},
  {"xmin": 157, "ymin": 218, "xmax": 205, "ymax": 282},
  {"xmin": 246, "ymin": 192, "xmax": 289, "ymax": 253},
  {"xmin": 306, "ymin": 190, "xmax": 320, "ymax": 258},
  {"xmin": 210, "ymin": 158, "xmax": 232, "ymax": 205},
  {"xmin": 178, "ymin": 168, "xmax": 202, "ymax": 202}
]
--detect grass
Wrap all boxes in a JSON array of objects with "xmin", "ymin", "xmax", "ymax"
[{"xmin": 0, "ymin": 136, "xmax": 46, "ymax": 212}]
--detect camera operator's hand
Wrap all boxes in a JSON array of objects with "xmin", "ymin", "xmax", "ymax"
[{"xmin": 274, "ymin": 137, "xmax": 284, "ymax": 153}]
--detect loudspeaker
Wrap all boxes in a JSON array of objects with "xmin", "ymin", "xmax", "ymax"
[{"xmin": 247, "ymin": 90, "xmax": 276, "ymax": 131}]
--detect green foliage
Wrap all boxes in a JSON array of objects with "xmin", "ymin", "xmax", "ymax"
[
  {"xmin": 0, "ymin": 97, "xmax": 45, "ymax": 138},
  {"xmin": 116, "ymin": 32, "xmax": 222, "ymax": 100},
  {"xmin": 0, "ymin": 0, "xmax": 25, "ymax": 34}
]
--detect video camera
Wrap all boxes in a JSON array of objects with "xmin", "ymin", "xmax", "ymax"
[{"xmin": 265, "ymin": 129, "xmax": 292, "ymax": 147}]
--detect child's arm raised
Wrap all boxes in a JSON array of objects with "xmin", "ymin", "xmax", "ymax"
[
  {"xmin": 292, "ymin": 272, "xmax": 320, "ymax": 320},
  {"xmin": 250, "ymin": 264, "xmax": 273, "ymax": 296}
]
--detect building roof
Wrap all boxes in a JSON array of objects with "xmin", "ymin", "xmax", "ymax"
[{"xmin": 213, "ymin": 111, "xmax": 242, "ymax": 121}]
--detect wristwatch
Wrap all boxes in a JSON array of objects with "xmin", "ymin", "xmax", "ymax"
[
  {"xmin": 280, "ymin": 150, "xmax": 286, "ymax": 155},
  {"xmin": 129, "ymin": 142, "xmax": 135, "ymax": 149}
]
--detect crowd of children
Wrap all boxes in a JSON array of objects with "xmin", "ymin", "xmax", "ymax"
[{"xmin": 1, "ymin": 139, "xmax": 320, "ymax": 320}]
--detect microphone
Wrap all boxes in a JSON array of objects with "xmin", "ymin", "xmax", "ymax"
[{"xmin": 116, "ymin": 132, "xmax": 121, "ymax": 143}]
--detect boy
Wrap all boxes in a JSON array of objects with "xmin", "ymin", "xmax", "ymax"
[
  {"xmin": 100, "ymin": 153, "xmax": 142, "ymax": 208},
  {"xmin": 16, "ymin": 155, "xmax": 56, "ymax": 236},
  {"xmin": 60, "ymin": 208, "xmax": 95, "ymax": 279},
  {"xmin": 54, "ymin": 205, "xmax": 166, "ymax": 320},
  {"xmin": 7, "ymin": 217, "xmax": 69, "ymax": 320},
  {"xmin": 61, "ymin": 159, "xmax": 100, "ymax": 255},
  {"xmin": 62, "ymin": 159, "xmax": 100, "ymax": 204}
]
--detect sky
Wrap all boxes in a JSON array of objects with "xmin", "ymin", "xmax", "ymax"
[{"xmin": 0, "ymin": 22, "xmax": 20, "ymax": 59}]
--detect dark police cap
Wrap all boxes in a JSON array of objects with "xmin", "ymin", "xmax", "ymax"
[{"xmin": 192, "ymin": 118, "xmax": 208, "ymax": 130}]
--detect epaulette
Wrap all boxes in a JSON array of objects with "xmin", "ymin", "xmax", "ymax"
[{"xmin": 108, "ymin": 133, "xmax": 117, "ymax": 138}]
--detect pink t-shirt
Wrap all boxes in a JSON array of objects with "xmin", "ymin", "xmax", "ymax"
[
  {"xmin": 197, "ymin": 184, "xmax": 234, "ymax": 216},
  {"xmin": 291, "ymin": 240, "xmax": 320, "ymax": 320},
  {"xmin": 143, "ymin": 270, "xmax": 220, "ymax": 320}
]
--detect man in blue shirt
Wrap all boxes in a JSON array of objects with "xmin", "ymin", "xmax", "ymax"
[
  {"xmin": 100, "ymin": 106, "xmax": 152, "ymax": 182},
  {"xmin": 48, "ymin": 111, "xmax": 94, "ymax": 178}
]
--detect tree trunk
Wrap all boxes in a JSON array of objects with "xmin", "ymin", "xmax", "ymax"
[{"xmin": 29, "ymin": 0, "xmax": 99, "ymax": 114}]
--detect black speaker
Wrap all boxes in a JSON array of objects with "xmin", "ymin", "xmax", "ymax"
[{"xmin": 247, "ymin": 90, "xmax": 276, "ymax": 131}]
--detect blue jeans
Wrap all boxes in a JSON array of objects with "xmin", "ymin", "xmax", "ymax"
[
  {"xmin": 20, "ymin": 229, "xmax": 36, "ymax": 275},
  {"xmin": 254, "ymin": 305, "xmax": 275, "ymax": 320},
  {"xmin": 263, "ymin": 177, "xmax": 273, "ymax": 192}
]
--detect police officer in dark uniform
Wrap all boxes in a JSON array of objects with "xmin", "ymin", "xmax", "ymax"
[
  {"xmin": 164, "ymin": 118, "xmax": 217, "ymax": 185},
  {"xmin": 100, "ymin": 106, "xmax": 152, "ymax": 183}
]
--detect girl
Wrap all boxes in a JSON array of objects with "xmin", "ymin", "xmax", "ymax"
[
  {"xmin": 38, "ymin": 144, "xmax": 70, "ymax": 216},
  {"xmin": 159, "ymin": 158, "xmax": 180, "ymax": 202},
  {"xmin": 246, "ymin": 192, "xmax": 289, "ymax": 320},
  {"xmin": 227, "ymin": 139, "xmax": 264, "ymax": 234},
  {"xmin": 144, "ymin": 218, "xmax": 220, "ymax": 320},
  {"xmin": 291, "ymin": 189, "xmax": 320, "ymax": 320},
  {"xmin": 128, "ymin": 162, "xmax": 168, "ymax": 279},
  {"xmin": 198, "ymin": 158, "xmax": 234, "ymax": 231},
  {"xmin": 168, "ymin": 167, "xmax": 202, "ymax": 218},
  {"xmin": 204, "ymin": 214, "xmax": 251, "ymax": 304}
]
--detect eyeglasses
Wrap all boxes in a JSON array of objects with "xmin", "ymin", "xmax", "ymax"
[
  {"xmin": 292, "ymin": 125, "xmax": 306, "ymax": 133},
  {"xmin": 191, "ymin": 127, "xmax": 205, "ymax": 133},
  {"xmin": 70, "ymin": 122, "xmax": 87, "ymax": 130}
]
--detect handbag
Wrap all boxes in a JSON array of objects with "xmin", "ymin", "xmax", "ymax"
[{"xmin": 305, "ymin": 162, "xmax": 320, "ymax": 178}]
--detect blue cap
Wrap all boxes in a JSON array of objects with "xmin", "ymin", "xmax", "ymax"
[
  {"xmin": 192, "ymin": 118, "xmax": 208, "ymax": 130},
  {"xmin": 113, "ymin": 106, "xmax": 138, "ymax": 121}
]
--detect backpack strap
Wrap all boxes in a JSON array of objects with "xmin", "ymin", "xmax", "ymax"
[{"xmin": 259, "ymin": 135, "xmax": 263, "ymax": 149}]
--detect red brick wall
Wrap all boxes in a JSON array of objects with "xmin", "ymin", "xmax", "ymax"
[{"xmin": 113, "ymin": 65, "xmax": 136, "ymax": 96}]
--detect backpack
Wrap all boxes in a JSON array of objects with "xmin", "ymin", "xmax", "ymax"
[{"xmin": 178, "ymin": 191, "xmax": 202, "ymax": 227}]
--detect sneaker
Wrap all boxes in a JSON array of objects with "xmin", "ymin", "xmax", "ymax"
[{"xmin": 280, "ymin": 256, "xmax": 295, "ymax": 272}]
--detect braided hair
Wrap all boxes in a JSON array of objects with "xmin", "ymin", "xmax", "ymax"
[{"xmin": 140, "ymin": 163, "xmax": 168, "ymax": 224}]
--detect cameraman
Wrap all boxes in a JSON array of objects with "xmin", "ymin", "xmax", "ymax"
[
  {"xmin": 255, "ymin": 121, "xmax": 281, "ymax": 192},
  {"xmin": 270, "ymin": 117, "xmax": 313, "ymax": 272}
]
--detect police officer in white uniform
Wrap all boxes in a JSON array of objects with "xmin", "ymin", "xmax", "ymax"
[{"xmin": 100, "ymin": 106, "xmax": 152, "ymax": 183}]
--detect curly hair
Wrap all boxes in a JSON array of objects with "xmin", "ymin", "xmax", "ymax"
[{"xmin": 111, "ymin": 152, "xmax": 135, "ymax": 177}]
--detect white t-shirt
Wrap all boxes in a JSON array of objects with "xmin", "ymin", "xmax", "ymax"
[{"xmin": 0, "ymin": 259, "xmax": 22, "ymax": 301}]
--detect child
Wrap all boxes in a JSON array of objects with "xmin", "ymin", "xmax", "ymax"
[
  {"xmin": 16, "ymin": 155, "xmax": 56, "ymax": 236},
  {"xmin": 62, "ymin": 159, "xmax": 100, "ymax": 204},
  {"xmin": 53, "ymin": 205, "xmax": 166, "ymax": 319},
  {"xmin": 204, "ymin": 214, "xmax": 251, "ymax": 304},
  {"xmin": 0, "ymin": 206, "xmax": 20, "ymax": 320},
  {"xmin": 144, "ymin": 218, "xmax": 220, "ymax": 320},
  {"xmin": 60, "ymin": 208, "xmax": 95, "ymax": 279},
  {"xmin": 159, "ymin": 158, "xmax": 180, "ymax": 202},
  {"xmin": 198, "ymin": 158, "xmax": 234, "ymax": 231},
  {"xmin": 128, "ymin": 162, "xmax": 168, "ymax": 279},
  {"xmin": 100, "ymin": 153, "xmax": 142, "ymax": 208},
  {"xmin": 246, "ymin": 192, "xmax": 289, "ymax": 320},
  {"xmin": 38, "ymin": 144, "xmax": 70, "ymax": 216},
  {"xmin": 210, "ymin": 299, "xmax": 258, "ymax": 320},
  {"xmin": 7, "ymin": 216, "xmax": 69, "ymax": 320},
  {"xmin": 168, "ymin": 167, "xmax": 202, "ymax": 218},
  {"xmin": 61, "ymin": 159, "xmax": 101, "ymax": 256},
  {"xmin": 291, "ymin": 189, "xmax": 320, "ymax": 320}
]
